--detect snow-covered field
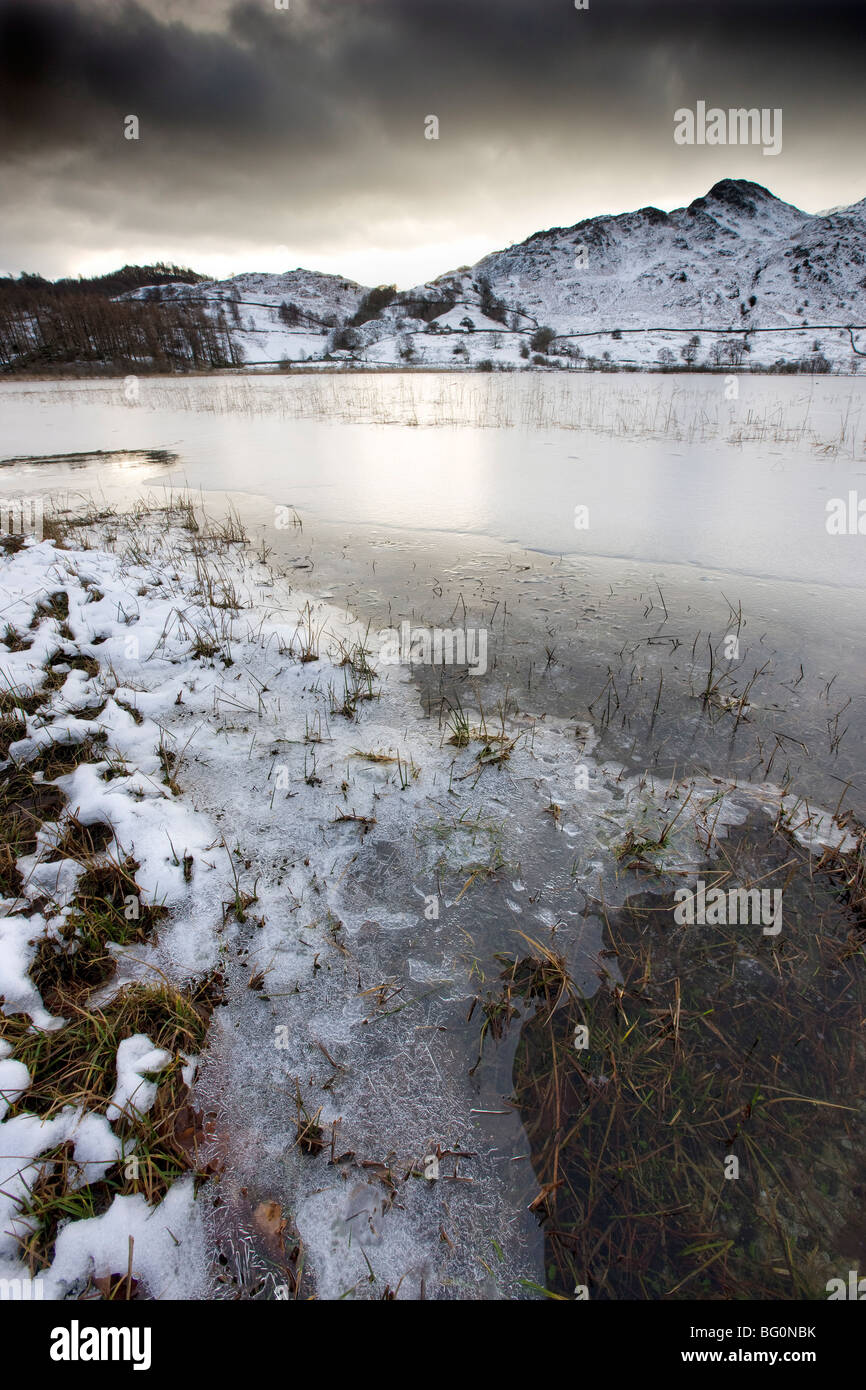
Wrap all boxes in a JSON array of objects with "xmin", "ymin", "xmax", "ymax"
[{"xmin": 0, "ymin": 499, "xmax": 860, "ymax": 1299}]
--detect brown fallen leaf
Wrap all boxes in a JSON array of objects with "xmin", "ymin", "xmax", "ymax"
[
  {"xmin": 174, "ymin": 1101, "xmax": 208, "ymax": 1153},
  {"xmin": 253, "ymin": 1200, "xmax": 286, "ymax": 1252},
  {"xmin": 92, "ymin": 1273, "xmax": 141, "ymax": 1301}
]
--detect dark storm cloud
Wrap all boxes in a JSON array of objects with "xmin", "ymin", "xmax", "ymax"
[
  {"xmin": 2, "ymin": 0, "xmax": 863, "ymax": 145},
  {"xmin": 0, "ymin": 0, "xmax": 863, "ymax": 281}
]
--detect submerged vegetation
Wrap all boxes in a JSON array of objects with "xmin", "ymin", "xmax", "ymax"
[{"xmin": 503, "ymin": 818, "xmax": 866, "ymax": 1299}]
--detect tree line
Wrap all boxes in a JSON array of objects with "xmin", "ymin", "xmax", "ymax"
[{"xmin": 0, "ymin": 265, "xmax": 239, "ymax": 372}]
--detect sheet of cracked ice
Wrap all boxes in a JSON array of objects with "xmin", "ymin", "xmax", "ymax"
[{"xmin": 179, "ymin": 579, "xmax": 836, "ymax": 1299}]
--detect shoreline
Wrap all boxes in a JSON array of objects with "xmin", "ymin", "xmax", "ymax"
[{"xmin": 1, "ymin": 497, "xmax": 864, "ymax": 1298}]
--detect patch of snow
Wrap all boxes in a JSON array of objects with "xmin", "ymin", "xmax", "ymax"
[{"xmin": 106, "ymin": 1035, "xmax": 173, "ymax": 1123}]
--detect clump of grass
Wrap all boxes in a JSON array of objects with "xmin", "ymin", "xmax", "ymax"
[
  {"xmin": 445, "ymin": 703, "xmax": 472, "ymax": 747},
  {"xmin": 113, "ymin": 697, "xmax": 144, "ymax": 725},
  {"xmin": 328, "ymin": 666, "xmax": 379, "ymax": 720},
  {"xmin": 0, "ymin": 761, "xmax": 67, "ymax": 897},
  {"xmin": 693, "ymin": 637, "xmax": 763, "ymax": 730},
  {"xmin": 613, "ymin": 823, "xmax": 672, "ymax": 868},
  {"xmin": 41, "ymin": 515, "xmax": 70, "ymax": 548},
  {"xmin": 221, "ymin": 840, "xmax": 259, "ymax": 923},
  {"xmin": 205, "ymin": 506, "xmax": 247, "ymax": 546},
  {"xmin": 52, "ymin": 812, "xmax": 115, "ymax": 860},
  {"xmin": 189, "ymin": 546, "xmax": 247, "ymax": 613},
  {"xmin": 470, "ymin": 735, "xmax": 516, "ymax": 774},
  {"xmin": 395, "ymin": 750, "xmax": 419, "ymax": 789},
  {"xmin": 192, "ymin": 635, "xmax": 221, "ymax": 660},
  {"xmin": 115, "ymin": 1057, "xmax": 218, "ymax": 1204},
  {"xmin": 40, "ymin": 650, "xmax": 100, "ymax": 696},
  {"xmin": 14, "ymin": 1141, "xmax": 115, "ymax": 1275},
  {"xmin": 613, "ymin": 792, "xmax": 694, "ymax": 871},
  {"xmin": 1, "ymin": 979, "xmax": 214, "ymax": 1116},
  {"xmin": 442, "ymin": 694, "xmax": 518, "ymax": 774},
  {"xmin": 176, "ymin": 498, "xmax": 199, "ymax": 533},
  {"xmin": 22, "ymin": 731, "xmax": 109, "ymax": 780},
  {"xmin": 30, "ymin": 856, "xmax": 166, "ymax": 1012},
  {"xmin": 468, "ymin": 993, "xmax": 518, "ymax": 1075},
  {"xmin": 292, "ymin": 602, "xmax": 326, "ymax": 664},
  {"xmin": 293, "ymin": 1083, "xmax": 325, "ymax": 1156},
  {"xmin": 469, "ymin": 933, "xmax": 575, "ymax": 1075},
  {"xmin": 3, "ymin": 623, "xmax": 32, "ymax": 652},
  {"xmin": 0, "ymin": 705, "xmax": 116, "ymax": 903},
  {"xmin": 1, "ymin": 978, "xmax": 222, "ymax": 1272},
  {"xmin": 156, "ymin": 731, "xmax": 182, "ymax": 793},
  {"xmin": 0, "ymin": 711, "xmax": 26, "ymax": 758},
  {"xmin": 0, "ymin": 840, "xmax": 22, "ymax": 898},
  {"xmin": 819, "ymin": 815, "xmax": 866, "ymax": 929},
  {"xmin": 335, "ymin": 631, "xmax": 377, "ymax": 680},
  {"xmin": 29, "ymin": 592, "xmax": 69, "ymax": 628},
  {"xmin": 0, "ymin": 683, "xmax": 49, "ymax": 718}
]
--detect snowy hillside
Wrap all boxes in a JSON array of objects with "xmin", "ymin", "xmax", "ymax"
[
  {"xmin": 128, "ymin": 181, "xmax": 866, "ymax": 372},
  {"xmin": 126, "ymin": 268, "xmax": 369, "ymax": 367}
]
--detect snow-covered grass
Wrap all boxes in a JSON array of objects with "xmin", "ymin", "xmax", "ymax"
[{"xmin": 1, "ymin": 496, "xmax": 863, "ymax": 1300}]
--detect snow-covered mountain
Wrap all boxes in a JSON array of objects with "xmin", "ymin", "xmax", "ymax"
[{"xmin": 128, "ymin": 180, "xmax": 866, "ymax": 371}]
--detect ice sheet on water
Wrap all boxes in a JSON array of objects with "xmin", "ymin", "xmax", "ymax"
[{"xmin": 1, "ymin": 516, "xmax": 856, "ymax": 1299}]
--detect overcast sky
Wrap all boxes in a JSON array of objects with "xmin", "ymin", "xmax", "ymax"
[{"xmin": 1, "ymin": 0, "xmax": 863, "ymax": 287}]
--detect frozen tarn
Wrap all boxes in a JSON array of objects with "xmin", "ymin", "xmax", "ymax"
[{"xmin": 1, "ymin": 512, "xmax": 858, "ymax": 1299}]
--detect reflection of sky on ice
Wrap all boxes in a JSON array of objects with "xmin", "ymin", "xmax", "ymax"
[{"xmin": 1, "ymin": 373, "xmax": 864, "ymax": 585}]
